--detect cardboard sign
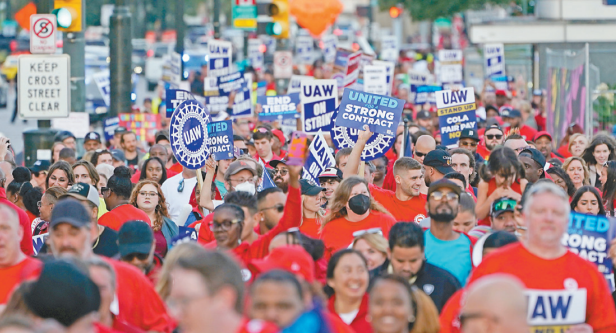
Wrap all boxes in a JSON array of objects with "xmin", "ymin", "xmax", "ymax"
[
  {"xmin": 363, "ymin": 65, "xmax": 388, "ymax": 95},
  {"xmin": 336, "ymin": 89, "xmax": 403, "ymax": 136},
  {"xmin": 170, "ymin": 100, "xmax": 211, "ymax": 169},
  {"xmin": 217, "ymin": 71, "xmax": 246, "ymax": 95},
  {"xmin": 344, "ymin": 51, "xmax": 362, "ymax": 88},
  {"xmin": 322, "ymin": 35, "xmax": 338, "ymax": 63},
  {"xmin": 171, "ymin": 226, "xmax": 198, "ymax": 246},
  {"xmin": 206, "ymin": 120, "xmax": 234, "ymax": 161},
  {"xmin": 296, "ymin": 35, "xmax": 313, "ymax": 64},
  {"xmin": 208, "ymin": 40, "xmax": 233, "ymax": 77},
  {"xmin": 380, "ymin": 35, "xmax": 398, "ymax": 62},
  {"xmin": 331, "ymin": 110, "xmax": 395, "ymax": 161},
  {"xmin": 372, "ymin": 60, "xmax": 394, "ymax": 96},
  {"xmin": 230, "ymin": 83, "xmax": 253, "ymax": 118},
  {"xmin": 564, "ymin": 212, "xmax": 616, "ymax": 291},
  {"xmin": 414, "ymin": 85, "xmax": 442, "ymax": 105},
  {"xmin": 118, "ymin": 113, "xmax": 162, "ymax": 142},
  {"xmin": 301, "ymin": 80, "xmax": 338, "ymax": 134},
  {"xmin": 302, "ymin": 130, "xmax": 335, "ymax": 185},
  {"xmin": 248, "ymin": 39, "xmax": 263, "ymax": 70},
  {"xmin": 436, "ymin": 88, "xmax": 477, "ymax": 148},
  {"xmin": 103, "ymin": 116, "xmax": 119, "ymax": 142},
  {"xmin": 484, "ymin": 43, "xmax": 505, "ymax": 77},
  {"xmin": 288, "ymin": 75, "xmax": 313, "ymax": 94},
  {"xmin": 332, "ymin": 48, "xmax": 352, "ymax": 94},
  {"xmin": 257, "ymin": 93, "xmax": 300, "ymax": 121},
  {"xmin": 92, "ymin": 70, "xmax": 110, "ymax": 106},
  {"xmin": 353, "ymin": 53, "xmax": 374, "ymax": 91},
  {"xmin": 438, "ymin": 49, "xmax": 463, "ymax": 84},
  {"xmin": 166, "ymin": 89, "xmax": 195, "ymax": 118}
]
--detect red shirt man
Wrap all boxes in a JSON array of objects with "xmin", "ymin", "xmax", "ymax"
[
  {"xmin": 0, "ymin": 188, "xmax": 34, "ymax": 255},
  {"xmin": 501, "ymin": 108, "xmax": 537, "ymax": 141}
]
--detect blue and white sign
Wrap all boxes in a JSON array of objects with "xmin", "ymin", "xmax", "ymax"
[
  {"xmin": 217, "ymin": 71, "xmax": 245, "ymax": 95},
  {"xmin": 92, "ymin": 70, "xmax": 110, "ymax": 106},
  {"xmin": 166, "ymin": 89, "xmax": 196, "ymax": 118},
  {"xmin": 436, "ymin": 88, "xmax": 477, "ymax": 148},
  {"xmin": 32, "ymin": 234, "xmax": 47, "ymax": 255},
  {"xmin": 208, "ymin": 39, "xmax": 232, "ymax": 77},
  {"xmin": 301, "ymin": 79, "xmax": 338, "ymax": 134},
  {"xmin": 170, "ymin": 100, "xmax": 211, "ymax": 169},
  {"xmin": 335, "ymin": 89, "xmax": 403, "ymax": 136},
  {"xmin": 256, "ymin": 81, "xmax": 267, "ymax": 96},
  {"xmin": 380, "ymin": 35, "xmax": 398, "ymax": 62},
  {"xmin": 302, "ymin": 130, "xmax": 335, "ymax": 185},
  {"xmin": 296, "ymin": 35, "xmax": 313, "ymax": 64},
  {"xmin": 322, "ymin": 35, "xmax": 337, "ymax": 63},
  {"xmin": 231, "ymin": 83, "xmax": 253, "ymax": 118},
  {"xmin": 288, "ymin": 75, "xmax": 313, "ymax": 94},
  {"xmin": 372, "ymin": 60, "xmax": 394, "ymax": 96},
  {"xmin": 257, "ymin": 93, "xmax": 300, "ymax": 121},
  {"xmin": 363, "ymin": 65, "xmax": 388, "ymax": 95},
  {"xmin": 564, "ymin": 212, "xmax": 616, "ymax": 291},
  {"xmin": 414, "ymin": 85, "xmax": 442, "ymax": 105},
  {"xmin": 248, "ymin": 39, "xmax": 263, "ymax": 70},
  {"xmin": 331, "ymin": 110, "xmax": 395, "ymax": 161},
  {"xmin": 438, "ymin": 49, "xmax": 463, "ymax": 84},
  {"xmin": 171, "ymin": 226, "xmax": 198, "ymax": 246},
  {"xmin": 103, "ymin": 116, "xmax": 120, "ymax": 142},
  {"xmin": 206, "ymin": 120, "xmax": 234, "ymax": 161},
  {"xmin": 484, "ymin": 43, "xmax": 505, "ymax": 78}
]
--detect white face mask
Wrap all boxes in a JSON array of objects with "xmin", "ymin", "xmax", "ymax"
[{"xmin": 235, "ymin": 182, "xmax": 256, "ymax": 195}]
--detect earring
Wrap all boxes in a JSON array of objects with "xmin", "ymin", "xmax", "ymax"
[
  {"xmin": 408, "ymin": 315, "xmax": 416, "ymax": 323},
  {"xmin": 365, "ymin": 315, "xmax": 372, "ymax": 323}
]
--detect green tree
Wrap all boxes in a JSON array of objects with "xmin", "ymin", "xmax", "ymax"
[{"xmin": 380, "ymin": 0, "xmax": 513, "ymax": 21}]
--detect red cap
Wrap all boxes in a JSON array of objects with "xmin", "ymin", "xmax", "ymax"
[
  {"xmin": 271, "ymin": 129, "xmax": 286, "ymax": 145},
  {"xmin": 403, "ymin": 103, "xmax": 414, "ymax": 110},
  {"xmin": 495, "ymin": 90, "xmax": 507, "ymax": 97},
  {"xmin": 249, "ymin": 246, "xmax": 315, "ymax": 283},
  {"xmin": 534, "ymin": 131, "xmax": 552, "ymax": 142}
]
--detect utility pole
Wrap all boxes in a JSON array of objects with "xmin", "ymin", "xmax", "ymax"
[
  {"xmin": 175, "ymin": 0, "xmax": 184, "ymax": 78},
  {"xmin": 35, "ymin": 0, "xmax": 54, "ymax": 128},
  {"xmin": 63, "ymin": 0, "xmax": 86, "ymax": 114},
  {"xmin": 109, "ymin": 0, "xmax": 132, "ymax": 116},
  {"xmin": 213, "ymin": 0, "xmax": 221, "ymax": 39}
]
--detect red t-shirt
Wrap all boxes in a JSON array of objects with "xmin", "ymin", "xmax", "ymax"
[
  {"xmin": 475, "ymin": 144, "xmax": 491, "ymax": 161},
  {"xmin": 327, "ymin": 294, "xmax": 372, "ymax": 333},
  {"xmin": 321, "ymin": 210, "xmax": 396, "ymax": 260},
  {"xmin": 236, "ymin": 319, "xmax": 279, "ymax": 333},
  {"xmin": 0, "ymin": 257, "xmax": 42, "ymax": 304},
  {"xmin": 466, "ymin": 243, "xmax": 616, "ymax": 332},
  {"xmin": 0, "ymin": 188, "xmax": 34, "ymax": 255},
  {"xmin": 26, "ymin": 210, "xmax": 37, "ymax": 224},
  {"xmin": 504, "ymin": 125, "xmax": 537, "ymax": 142},
  {"xmin": 130, "ymin": 168, "xmax": 179, "ymax": 184},
  {"xmin": 478, "ymin": 178, "xmax": 522, "ymax": 226},
  {"xmin": 369, "ymin": 184, "xmax": 427, "ymax": 223},
  {"xmin": 98, "ymin": 204, "xmax": 152, "ymax": 231},
  {"xmin": 299, "ymin": 217, "xmax": 322, "ymax": 239}
]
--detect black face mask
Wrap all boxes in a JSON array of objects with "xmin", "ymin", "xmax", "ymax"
[{"xmin": 348, "ymin": 194, "xmax": 370, "ymax": 215}]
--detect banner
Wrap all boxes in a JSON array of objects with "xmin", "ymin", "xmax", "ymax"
[
  {"xmin": 484, "ymin": 43, "xmax": 505, "ymax": 78},
  {"xmin": 288, "ymin": 75, "xmax": 313, "ymax": 94},
  {"xmin": 302, "ymin": 130, "xmax": 335, "ymax": 185},
  {"xmin": 118, "ymin": 113, "xmax": 162, "ymax": 143},
  {"xmin": 257, "ymin": 93, "xmax": 300, "ymax": 121},
  {"xmin": 169, "ymin": 100, "xmax": 211, "ymax": 169},
  {"xmin": 92, "ymin": 70, "xmax": 111, "ymax": 106},
  {"xmin": 206, "ymin": 120, "xmax": 234, "ymax": 161},
  {"xmin": 435, "ymin": 88, "xmax": 477, "ymax": 148},
  {"xmin": 207, "ymin": 40, "xmax": 232, "ymax": 77},
  {"xmin": 248, "ymin": 39, "xmax": 263, "ymax": 70},
  {"xmin": 564, "ymin": 212, "xmax": 616, "ymax": 291},
  {"xmin": 380, "ymin": 35, "xmax": 398, "ymax": 62},
  {"xmin": 296, "ymin": 35, "xmax": 314, "ymax": 64},
  {"xmin": 363, "ymin": 65, "xmax": 388, "ymax": 95},
  {"xmin": 301, "ymin": 80, "xmax": 338, "ymax": 134},
  {"xmin": 336, "ymin": 89, "xmax": 403, "ymax": 136},
  {"xmin": 166, "ymin": 89, "xmax": 196, "ymax": 118},
  {"xmin": 372, "ymin": 60, "xmax": 394, "ymax": 96},
  {"xmin": 322, "ymin": 35, "xmax": 338, "ymax": 63}
]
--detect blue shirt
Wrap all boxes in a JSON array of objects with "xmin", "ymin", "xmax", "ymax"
[{"xmin": 425, "ymin": 230, "xmax": 472, "ymax": 286}]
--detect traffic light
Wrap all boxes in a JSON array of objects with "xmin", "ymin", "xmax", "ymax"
[
  {"xmin": 389, "ymin": 5, "xmax": 402, "ymax": 18},
  {"xmin": 53, "ymin": 0, "xmax": 82, "ymax": 32},
  {"xmin": 257, "ymin": 0, "xmax": 289, "ymax": 39}
]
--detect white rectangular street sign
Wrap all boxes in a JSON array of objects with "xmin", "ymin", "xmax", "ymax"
[
  {"xmin": 30, "ymin": 14, "xmax": 57, "ymax": 54},
  {"xmin": 18, "ymin": 54, "xmax": 71, "ymax": 119},
  {"xmin": 274, "ymin": 51, "xmax": 293, "ymax": 79}
]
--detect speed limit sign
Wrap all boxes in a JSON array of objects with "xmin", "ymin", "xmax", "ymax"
[{"xmin": 30, "ymin": 14, "xmax": 57, "ymax": 54}]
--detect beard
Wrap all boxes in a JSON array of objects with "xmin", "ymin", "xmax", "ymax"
[
  {"xmin": 429, "ymin": 203, "xmax": 458, "ymax": 222},
  {"xmin": 486, "ymin": 142, "xmax": 496, "ymax": 150},
  {"xmin": 274, "ymin": 178, "xmax": 289, "ymax": 193}
]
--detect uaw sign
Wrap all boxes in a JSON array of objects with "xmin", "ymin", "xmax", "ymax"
[
  {"xmin": 335, "ymin": 89, "xmax": 403, "ymax": 136},
  {"xmin": 302, "ymin": 130, "xmax": 335, "ymax": 185},
  {"xmin": 301, "ymin": 80, "xmax": 337, "ymax": 134},
  {"xmin": 436, "ymin": 88, "xmax": 477, "ymax": 148},
  {"xmin": 170, "ymin": 100, "xmax": 211, "ymax": 169},
  {"xmin": 208, "ymin": 40, "xmax": 232, "ymax": 77},
  {"xmin": 331, "ymin": 108, "xmax": 395, "ymax": 161},
  {"xmin": 484, "ymin": 43, "xmax": 505, "ymax": 77}
]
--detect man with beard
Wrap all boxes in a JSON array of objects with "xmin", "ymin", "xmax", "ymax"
[
  {"xmin": 457, "ymin": 129, "xmax": 483, "ymax": 163},
  {"xmin": 270, "ymin": 159, "xmax": 291, "ymax": 193},
  {"xmin": 501, "ymin": 108, "xmax": 537, "ymax": 142},
  {"xmin": 120, "ymin": 131, "xmax": 145, "ymax": 171},
  {"xmin": 370, "ymin": 222, "xmax": 461, "ymax": 313},
  {"xmin": 424, "ymin": 179, "xmax": 475, "ymax": 286},
  {"xmin": 118, "ymin": 221, "xmax": 161, "ymax": 282},
  {"xmin": 423, "ymin": 150, "xmax": 454, "ymax": 189},
  {"xmin": 533, "ymin": 131, "xmax": 564, "ymax": 162},
  {"xmin": 476, "ymin": 124, "xmax": 504, "ymax": 160}
]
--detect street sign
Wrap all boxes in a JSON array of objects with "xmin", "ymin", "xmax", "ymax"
[
  {"xmin": 18, "ymin": 54, "xmax": 71, "ymax": 119},
  {"xmin": 30, "ymin": 14, "xmax": 57, "ymax": 54},
  {"xmin": 274, "ymin": 51, "xmax": 293, "ymax": 78},
  {"xmin": 232, "ymin": 1, "xmax": 257, "ymax": 31}
]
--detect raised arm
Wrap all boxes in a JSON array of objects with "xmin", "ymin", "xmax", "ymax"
[
  {"xmin": 199, "ymin": 156, "xmax": 217, "ymax": 211},
  {"xmin": 342, "ymin": 125, "xmax": 373, "ymax": 179}
]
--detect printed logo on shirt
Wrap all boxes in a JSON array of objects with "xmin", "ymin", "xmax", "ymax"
[
  {"xmin": 525, "ymin": 288, "xmax": 586, "ymax": 327},
  {"xmin": 241, "ymin": 268, "xmax": 252, "ymax": 282},
  {"xmin": 423, "ymin": 284, "xmax": 435, "ymax": 295},
  {"xmin": 414, "ymin": 214, "xmax": 426, "ymax": 223}
]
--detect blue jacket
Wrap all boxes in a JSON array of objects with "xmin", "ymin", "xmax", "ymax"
[{"xmin": 162, "ymin": 216, "xmax": 179, "ymax": 251}]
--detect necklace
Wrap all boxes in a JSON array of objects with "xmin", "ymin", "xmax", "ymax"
[{"xmin": 92, "ymin": 225, "xmax": 104, "ymax": 249}]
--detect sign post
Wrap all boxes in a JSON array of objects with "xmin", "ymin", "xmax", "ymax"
[
  {"xmin": 30, "ymin": 14, "xmax": 57, "ymax": 54},
  {"xmin": 18, "ymin": 54, "xmax": 71, "ymax": 119}
]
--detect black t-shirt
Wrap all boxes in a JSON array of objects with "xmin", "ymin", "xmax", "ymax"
[
  {"xmin": 127, "ymin": 155, "xmax": 139, "ymax": 167},
  {"xmin": 94, "ymin": 226, "xmax": 119, "ymax": 258}
]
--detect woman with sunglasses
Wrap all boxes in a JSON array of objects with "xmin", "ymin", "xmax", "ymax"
[
  {"xmin": 99, "ymin": 166, "xmax": 151, "ymax": 231},
  {"xmin": 321, "ymin": 176, "xmax": 396, "ymax": 260},
  {"xmin": 129, "ymin": 180, "xmax": 179, "ymax": 257},
  {"xmin": 582, "ymin": 134, "xmax": 616, "ymax": 189},
  {"xmin": 563, "ymin": 156, "xmax": 590, "ymax": 191},
  {"xmin": 45, "ymin": 161, "xmax": 74, "ymax": 189},
  {"xmin": 570, "ymin": 186, "xmax": 606, "ymax": 216},
  {"xmin": 299, "ymin": 179, "xmax": 327, "ymax": 238},
  {"xmin": 369, "ymin": 275, "xmax": 440, "ymax": 333},
  {"xmin": 600, "ymin": 161, "xmax": 616, "ymax": 216}
]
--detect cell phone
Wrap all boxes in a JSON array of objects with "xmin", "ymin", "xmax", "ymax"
[{"xmin": 286, "ymin": 131, "xmax": 308, "ymax": 166}]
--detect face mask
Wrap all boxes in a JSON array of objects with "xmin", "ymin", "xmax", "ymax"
[
  {"xmin": 348, "ymin": 194, "xmax": 370, "ymax": 215},
  {"xmin": 235, "ymin": 182, "xmax": 256, "ymax": 195}
]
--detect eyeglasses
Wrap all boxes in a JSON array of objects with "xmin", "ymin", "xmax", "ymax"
[
  {"xmin": 352, "ymin": 227, "xmax": 383, "ymax": 238},
  {"xmin": 229, "ymin": 177, "xmax": 256, "ymax": 184},
  {"xmin": 209, "ymin": 219, "xmax": 241, "ymax": 231},
  {"xmin": 178, "ymin": 179, "xmax": 185, "ymax": 192},
  {"xmin": 261, "ymin": 204, "xmax": 284, "ymax": 213},
  {"xmin": 485, "ymin": 134, "xmax": 503, "ymax": 140},
  {"xmin": 139, "ymin": 191, "xmax": 158, "ymax": 197},
  {"xmin": 459, "ymin": 141, "xmax": 477, "ymax": 147},
  {"xmin": 493, "ymin": 199, "xmax": 517, "ymax": 212},
  {"xmin": 319, "ymin": 179, "xmax": 339, "ymax": 186},
  {"xmin": 273, "ymin": 168, "xmax": 289, "ymax": 176},
  {"xmin": 429, "ymin": 191, "xmax": 459, "ymax": 202},
  {"xmin": 123, "ymin": 252, "xmax": 149, "ymax": 261}
]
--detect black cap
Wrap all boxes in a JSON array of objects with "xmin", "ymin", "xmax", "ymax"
[
  {"xmin": 225, "ymin": 160, "xmax": 257, "ymax": 179},
  {"xmin": 114, "ymin": 126, "xmax": 127, "ymax": 135},
  {"xmin": 423, "ymin": 150, "xmax": 454, "ymax": 175},
  {"xmin": 459, "ymin": 128, "xmax": 479, "ymax": 141},
  {"xmin": 155, "ymin": 130, "xmax": 169, "ymax": 143},
  {"xmin": 427, "ymin": 179, "xmax": 462, "ymax": 198},
  {"xmin": 484, "ymin": 123, "xmax": 503, "ymax": 133},
  {"xmin": 53, "ymin": 130, "xmax": 76, "ymax": 143},
  {"xmin": 300, "ymin": 179, "xmax": 326, "ymax": 196},
  {"xmin": 50, "ymin": 198, "xmax": 91, "ymax": 229},
  {"xmin": 416, "ymin": 110, "xmax": 431, "ymax": 120},
  {"xmin": 520, "ymin": 147, "xmax": 546, "ymax": 169},
  {"xmin": 24, "ymin": 260, "xmax": 101, "ymax": 327},
  {"xmin": 500, "ymin": 108, "xmax": 522, "ymax": 118},
  {"xmin": 269, "ymin": 159, "xmax": 288, "ymax": 168},
  {"xmin": 118, "ymin": 221, "xmax": 154, "ymax": 257},
  {"xmin": 84, "ymin": 131, "xmax": 101, "ymax": 143},
  {"xmin": 29, "ymin": 160, "xmax": 50, "ymax": 173}
]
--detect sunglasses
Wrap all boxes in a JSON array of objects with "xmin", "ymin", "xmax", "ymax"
[
  {"xmin": 209, "ymin": 219, "xmax": 241, "ymax": 231},
  {"xmin": 429, "ymin": 191, "xmax": 459, "ymax": 202},
  {"xmin": 460, "ymin": 141, "xmax": 477, "ymax": 147},
  {"xmin": 352, "ymin": 227, "xmax": 383, "ymax": 238},
  {"xmin": 178, "ymin": 179, "xmax": 185, "ymax": 192},
  {"xmin": 493, "ymin": 199, "xmax": 517, "ymax": 212},
  {"xmin": 261, "ymin": 204, "xmax": 284, "ymax": 213},
  {"xmin": 123, "ymin": 252, "xmax": 149, "ymax": 261},
  {"xmin": 485, "ymin": 134, "xmax": 503, "ymax": 140},
  {"xmin": 273, "ymin": 169, "xmax": 289, "ymax": 176},
  {"xmin": 414, "ymin": 151, "xmax": 429, "ymax": 158}
]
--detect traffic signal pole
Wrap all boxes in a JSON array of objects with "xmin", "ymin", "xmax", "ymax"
[
  {"xmin": 109, "ymin": 0, "xmax": 132, "ymax": 116},
  {"xmin": 213, "ymin": 0, "xmax": 221, "ymax": 39},
  {"xmin": 63, "ymin": 0, "xmax": 85, "ymax": 114},
  {"xmin": 175, "ymin": 0, "xmax": 184, "ymax": 78}
]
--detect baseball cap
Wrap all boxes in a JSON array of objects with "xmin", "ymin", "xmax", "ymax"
[
  {"xmin": 271, "ymin": 129, "xmax": 286, "ymax": 145},
  {"xmin": 84, "ymin": 131, "xmax": 101, "ymax": 143},
  {"xmin": 423, "ymin": 150, "xmax": 454, "ymax": 175},
  {"xmin": 50, "ymin": 198, "xmax": 91, "ymax": 229},
  {"xmin": 225, "ymin": 160, "xmax": 257, "ymax": 179},
  {"xmin": 459, "ymin": 128, "xmax": 479, "ymax": 141},
  {"xmin": 416, "ymin": 110, "xmax": 431, "ymax": 120},
  {"xmin": 319, "ymin": 167, "xmax": 343, "ymax": 180},
  {"xmin": 484, "ymin": 123, "xmax": 503, "ymax": 133},
  {"xmin": 62, "ymin": 183, "xmax": 100, "ymax": 208},
  {"xmin": 29, "ymin": 160, "xmax": 50, "ymax": 173},
  {"xmin": 300, "ymin": 179, "xmax": 326, "ymax": 196},
  {"xmin": 490, "ymin": 197, "xmax": 517, "ymax": 217},
  {"xmin": 118, "ymin": 221, "xmax": 154, "ymax": 257},
  {"xmin": 269, "ymin": 159, "xmax": 288, "ymax": 169},
  {"xmin": 500, "ymin": 108, "xmax": 521, "ymax": 118},
  {"xmin": 54, "ymin": 130, "xmax": 76, "ymax": 143},
  {"xmin": 427, "ymin": 179, "xmax": 462, "ymax": 198},
  {"xmin": 533, "ymin": 89, "xmax": 543, "ymax": 96},
  {"xmin": 533, "ymin": 131, "xmax": 552, "ymax": 142},
  {"xmin": 495, "ymin": 89, "xmax": 507, "ymax": 97},
  {"xmin": 155, "ymin": 130, "xmax": 170, "ymax": 143},
  {"xmin": 114, "ymin": 126, "xmax": 127, "ymax": 135},
  {"xmin": 110, "ymin": 149, "xmax": 125, "ymax": 162},
  {"xmin": 249, "ymin": 246, "xmax": 315, "ymax": 282},
  {"xmin": 520, "ymin": 148, "xmax": 546, "ymax": 169}
]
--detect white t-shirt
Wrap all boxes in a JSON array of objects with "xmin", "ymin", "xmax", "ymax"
[
  {"xmin": 338, "ymin": 309, "xmax": 359, "ymax": 325},
  {"xmin": 161, "ymin": 173, "xmax": 197, "ymax": 225}
]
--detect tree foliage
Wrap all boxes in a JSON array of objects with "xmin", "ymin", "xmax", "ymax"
[{"xmin": 379, "ymin": 0, "xmax": 513, "ymax": 21}]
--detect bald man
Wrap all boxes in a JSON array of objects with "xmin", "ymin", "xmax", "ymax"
[
  {"xmin": 0, "ymin": 161, "xmax": 13, "ymax": 189},
  {"xmin": 460, "ymin": 274, "xmax": 527, "ymax": 333},
  {"xmin": 0, "ymin": 204, "xmax": 42, "ymax": 308},
  {"xmin": 413, "ymin": 135, "xmax": 436, "ymax": 165},
  {"xmin": 503, "ymin": 134, "xmax": 528, "ymax": 156}
]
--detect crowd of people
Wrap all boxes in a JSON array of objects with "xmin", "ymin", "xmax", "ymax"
[{"xmin": 1, "ymin": 58, "xmax": 616, "ymax": 333}]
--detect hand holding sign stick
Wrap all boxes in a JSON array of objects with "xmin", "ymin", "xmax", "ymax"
[
  {"xmin": 342, "ymin": 125, "xmax": 374, "ymax": 179},
  {"xmin": 199, "ymin": 156, "xmax": 218, "ymax": 212},
  {"xmin": 287, "ymin": 131, "xmax": 309, "ymax": 189}
]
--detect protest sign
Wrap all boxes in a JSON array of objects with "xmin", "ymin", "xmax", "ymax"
[
  {"xmin": 231, "ymin": 83, "xmax": 253, "ymax": 118},
  {"xmin": 170, "ymin": 100, "xmax": 211, "ymax": 169},
  {"xmin": 203, "ymin": 77, "xmax": 219, "ymax": 97},
  {"xmin": 372, "ymin": 60, "xmax": 394, "ymax": 96},
  {"xmin": 408, "ymin": 70, "xmax": 434, "ymax": 85},
  {"xmin": 491, "ymin": 75, "xmax": 509, "ymax": 90},
  {"xmin": 217, "ymin": 71, "xmax": 245, "ymax": 95},
  {"xmin": 344, "ymin": 51, "xmax": 362, "ymax": 88},
  {"xmin": 363, "ymin": 65, "xmax": 388, "ymax": 95},
  {"xmin": 166, "ymin": 89, "xmax": 196, "ymax": 118},
  {"xmin": 248, "ymin": 39, "xmax": 263, "ymax": 70},
  {"xmin": 332, "ymin": 48, "xmax": 352, "ymax": 94},
  {"xmin": 484, "ymin": 43, "xmax": 505, "ymax": 78},
  {"xmin": 33, "ymin": 234, "xmax": 46, "ymax": 255},
  {"xmin": 296, "ymin": 35, "xmax": 313, "ymax": 64},
  {"xmin": 436, "ymin": 87, "xmax": 477, "ymax": 148},
  {"xmin": 171, "ymin": 226, "xmax": 198, "ymax": 246},
  {"xmin": 564, "ymin": 212, "xmax": 616, "ymax": 291},
  {"xmin": 354, "ymin": 53, "xmax": 375, "ymax": 91},
  {"xmin": 208, "ymin": 40, "xmax": 232, "ymax": 77},
  {"xmin": 103, "ymin": 116, "xmax": 119, "ymax": 142},
  {"xmin": 438, "ymin": 49, "xmax": 463, "ymax": 84},
  {"xmin": 206, "ymin": 120, "xmax": 234, "ymax": 161},
  {"xmin": 118, "ymin": 113, "xmax": 161, "ymax": 143},
  {"xmin": 331, "ymin": 113, "xmax": 395, "ymax": 161},
  {"xmin": 335, "ymin": 89, "xmax": 403, "ymax": 136},
  {"xmin": 414, "ymin": 85, "xmax": 442, "ymax": 106},
  {"xmin": 256, "ymin": 81, "xmax": 267, "ymax": 96},
  {"xmin": 380, "ymin": 35, "xmax": 398, "ymax": 62},
  {"xmin": 274, "ymin": 51, "xmax": 293, "ymax": 78},
  {"xmin": 322, "ymin": 35, "xmax": 338, "ymax": 63},
  {"xmin": 257, "ymin": 93, "xmax": 300, "ymax": 121},
  {"xmin": 92, "ymin": 70, "xmax": 110, "ymax": 106},
  {"xmin": 302, "ymin": 130, "xmax": 335, "ymax": 185},
  {"xmin": 288, "ymin": 75, "xmax": 313, "ymax": 94},
  {"xmin": 301, "ymin": 80, "xmax": 338, "ymax": 134}
]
